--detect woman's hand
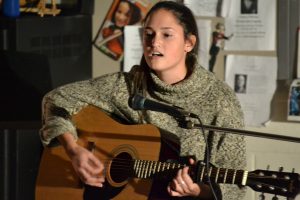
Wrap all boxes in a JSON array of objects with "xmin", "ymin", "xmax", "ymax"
[
  {"xmin": 58, "ymin": 133, "xmax": 105, "ymax": 187},
  {"xmin": 167, "ymin": 164, "xmax": 200, "ymax": 197},
  {"xmin": 167, "ymin": 158, "xmax": 213, "ymax": 199}
]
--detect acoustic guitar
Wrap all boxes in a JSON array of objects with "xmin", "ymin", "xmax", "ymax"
[{"xmin": 35, "ymin": 105, "xmax": 300, "ymax": 200}]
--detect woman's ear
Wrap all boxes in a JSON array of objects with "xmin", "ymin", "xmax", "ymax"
[{"xmin": 185, "ymin": 34, "xmax": 197, "ymax": 52}]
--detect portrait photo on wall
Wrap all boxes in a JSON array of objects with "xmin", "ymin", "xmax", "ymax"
[
  {"xmin": 288, "ymin": 79, "xmax": 300, "ymax": 121},
  {"xmin": 234, "ymin": 74, "xmax": 247, "ymax": 94},
  {"xmin": 93, "ymin": 0, "xmax": 152, "ymax": 61},
  {"xmin": 241, "ymin": 0, "xmax": 258, "ymax": 14}
]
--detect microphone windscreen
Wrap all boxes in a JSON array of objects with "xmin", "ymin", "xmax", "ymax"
[{"xmin": 130, "ymin": 94, "xmax": 146, "ymax": 110}]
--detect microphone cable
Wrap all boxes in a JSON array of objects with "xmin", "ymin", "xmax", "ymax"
[{"xmin": 193, "ymin": 115, "xmax": 219, "ymax": 200}]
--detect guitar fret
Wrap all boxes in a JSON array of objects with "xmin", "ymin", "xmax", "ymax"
[
  {"xmin": 136, "ymin": 160, "xmax": 141, "ymax": 178},
  {"xmin": 133, "ymin": 160, "xmax": 137, "ymax": 177},
  {"xmin": 148, "ymin": 161, "xmax": 152, "ymax": 178},
  {"xmin": 142, "ymin": 161, "xmax": 147, "ymax": 178},
  {"xmin": 172, "ymin": 163, "xmax": 176, "ymax": 169},
  {"xmin": 232, "ymin": 170, "xmax": 237, "ymax": 184},
  {"xmin": 200, "ymin": 166, "xmax": 205, "ymax": 182},
  {"xmin": 223, "ymin": 168, "xmax": 228, "ymax": 183},
  {"xmin": 153, "ymin": 161, "xmax": 157, "ymax": 174},
  {"xmin": 208, "ymin": 167, "xmax": 212, "ymax": 178},
  {"xmin": 143, "ymin": 161, "xmax": 148, "ymax": 178},
  {"xmin": 139, "ymin": 160, "xmax": 144, "ymax": 178},
  {"xmin": 147, "ymin": 161, "xmax": 152, "ymax": 178},
  {"xmin": 215, "ymin": 168, "xmax": 220, "ymax": 182},
  {"xmin": 148, "ymin": 161, "xmax": 154, "ymax": 177},
  {"xmin": 157, "ymin": 162, "xmax": 161, "ymax": 172}
]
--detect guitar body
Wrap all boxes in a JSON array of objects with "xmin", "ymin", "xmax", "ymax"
[{"xmin": 35, "ymin": 106, "xmax": 162, "ymax": 200}]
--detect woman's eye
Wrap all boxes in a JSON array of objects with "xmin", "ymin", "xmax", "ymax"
[
  {"xmin": 163, "ymin": 33, "xmax": 172, "ymax": 38},
  {"xmin": 144, "ymin": 31, "xmax": 152, "ymax": 36}
]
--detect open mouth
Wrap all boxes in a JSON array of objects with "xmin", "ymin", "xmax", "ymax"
[{"xmin": 149, "ymin": 51, "xmax": 163, "ymax": 57}]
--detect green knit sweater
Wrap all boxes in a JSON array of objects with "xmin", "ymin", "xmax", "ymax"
[{"xmin": 40, "ymin": 65, "xmax": 246, "ymax": 199}]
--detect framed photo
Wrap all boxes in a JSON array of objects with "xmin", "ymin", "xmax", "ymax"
[
  {"xmin": 287, "ymin": 79, "xmax": 300, "ymax": 121},
  {"xmin": 93, "ymin": 0, "xmax": 152, "ymax": 61}
]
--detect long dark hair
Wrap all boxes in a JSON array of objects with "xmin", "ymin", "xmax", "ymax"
[{"xmin": 131, "ymin": 1, "xmax": 199, "ymax": 96}]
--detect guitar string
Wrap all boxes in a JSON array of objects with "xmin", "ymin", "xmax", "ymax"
[
  {"xmin": 102, "ymin": 159, "xmax": 290, "ymax": 191},
  {"xmin": 95, "ymin": 158, "xmax": 294, "ymax": 197},
  {"xmin": 102, "ymin": 158, "xmax": 244, "ymax": 173},
  {"xmin": 100, "ymin": 160, "xmax": 291, "ymax": 194},
  {"xmin": 98, "ymin": 158, "xmax": 246, "ymax": 183}
]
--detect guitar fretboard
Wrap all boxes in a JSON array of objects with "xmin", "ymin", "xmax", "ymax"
[{"xmin": 132, "ymin": 159, "xmax": 248, "ymax": 186}]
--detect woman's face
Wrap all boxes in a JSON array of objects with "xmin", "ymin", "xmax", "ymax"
[
  {"xmin": 114, "ymin": 1, "xmax": 130, "ymax": 27},
  {"xmin": 142, "ymin": 9, "xmax": 195, "ymax": 82}
]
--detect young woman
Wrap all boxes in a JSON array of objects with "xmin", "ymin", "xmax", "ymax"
[{"xmin": 40, "ymin": 1, "xmax": 246, "ymax": 199}]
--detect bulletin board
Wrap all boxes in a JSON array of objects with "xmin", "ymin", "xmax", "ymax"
[{"xmin": 185, "ymin": 0, "xmax": 300, "ymax": 125}]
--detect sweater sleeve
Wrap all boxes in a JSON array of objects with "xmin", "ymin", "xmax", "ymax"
[
  {"xmin": 212, "ymin": 84, "xmax": 247, "ymax": 200},
  {"xmin": 39, "ymin": 73, "xmax": 124, "ymax": 146}
]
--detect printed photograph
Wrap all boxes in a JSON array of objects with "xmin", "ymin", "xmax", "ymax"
[
  {"xmin": 234, "ymin": 74, "xmax": 247, "ymax": 93},
  {"xmin": 93, "ymin": 0, "xmax": 152, "ymax": 61}
]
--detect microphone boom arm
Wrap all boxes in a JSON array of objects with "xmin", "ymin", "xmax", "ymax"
[
  {"xmin": 186, "ymin": 121, "xmax": 300, "ymax": 143},
  {"xmin": 130, "ymin": 94, "xmax": 300, "ymax": 143}
]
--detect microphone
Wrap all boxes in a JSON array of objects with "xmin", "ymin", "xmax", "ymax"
[{"xmin": 130, "ymin": 93, "xmax": 198, "ymax": 119}]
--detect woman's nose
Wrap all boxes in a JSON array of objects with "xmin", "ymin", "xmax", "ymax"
[{"xmin": 152, "ymin": 36, "xmax": 161, "ymax": 47}]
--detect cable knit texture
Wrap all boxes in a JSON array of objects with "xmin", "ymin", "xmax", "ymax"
[{"xmin": 40, "ymin": 65, "xmax": 246, "ymax": 199}]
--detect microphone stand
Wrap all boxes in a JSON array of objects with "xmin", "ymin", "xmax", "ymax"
[{"xmin": 184, "ymin": 120, "xmax": 300, "ymax": 143}]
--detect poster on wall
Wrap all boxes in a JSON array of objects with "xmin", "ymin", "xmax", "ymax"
[
  {"xmin": 184, "ymin": 0, "xmax": 230, "ymax": 17},
  {"xmin": 287, "ymin": 79, "xmax": 300, "ymax": 122},
  {"xmin": 93, "ymin": 0, "xmax": 152, "ymax": 61},
  {"xmin": 225, "ymin": 55, "xmax": 277, "ymax": 127},
  {"xmin": 224, "ymin": 0, "xmax": 276, "ymax": 51}
]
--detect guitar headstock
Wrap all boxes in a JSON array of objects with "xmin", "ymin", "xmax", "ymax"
[{"xmin": 247, "ymin": 169, "xmax": 300, "ymax": 198}]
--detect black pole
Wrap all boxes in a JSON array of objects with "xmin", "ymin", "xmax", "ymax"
[{"xmin": 186, "ymin": 122, "xmax": 300, "ymax": 143}]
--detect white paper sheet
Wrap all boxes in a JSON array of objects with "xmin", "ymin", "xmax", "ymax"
[
  {"xmin": 196, "ymin": 19, "xmax": 211, "ymax": 70},
  {"xmin": 184, "ymin": 0, "xmax": 230, "ymax": 17},
  {"xmin": 225, "ymin": 55, "xmax": 277, "ymax": 126},
  {"xmin": 224, "ymin": 0, "xmax": 276, "ymax": 51},
  {"xmin": 123, "ymin": 25, "xmax": 143, "ymax": 72}
]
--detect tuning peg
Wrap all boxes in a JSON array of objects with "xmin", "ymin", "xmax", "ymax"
[
  {"xmin": 271, "ymin": 195, "xmax": 279, "ymax": 200},
  {"xmin": 271, "ymin": 167, "xmax": 282, "ymax": 200},
  {"xmin": 258, "ymin": 193, "xmax": 265, "ymax": 200},
  {"xmin": 287, "ymin": 168, "xmax": 295, "ymax": 200},
  {"xmin": 257, "ymin": 165, "xmax": 270, "ymax": 200}
]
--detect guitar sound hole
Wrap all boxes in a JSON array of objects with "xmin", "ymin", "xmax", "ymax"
[{"xmin": 110, "ymin": 152, "xmax": 132, "ymax": 183}]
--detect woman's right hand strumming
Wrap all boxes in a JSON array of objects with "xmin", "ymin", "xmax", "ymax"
[{"xmin": 58, "ymin": 132, "xmax": 105, "ymax": 187}]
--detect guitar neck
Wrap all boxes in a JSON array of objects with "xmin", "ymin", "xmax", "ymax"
[{"xmin": 132, "ymin": 159, "xmax": 248, "ymax": 186}]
